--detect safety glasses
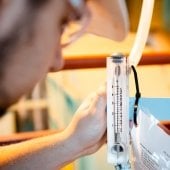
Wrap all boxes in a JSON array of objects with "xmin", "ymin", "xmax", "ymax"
[{"xmin": 61, "ymin": 0, "xmax": 91, "ymax": 47}]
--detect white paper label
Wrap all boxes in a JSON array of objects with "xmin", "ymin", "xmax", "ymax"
[{"xmin": 131, "ymin": 110, "xmax": 170, "ymax": 170}]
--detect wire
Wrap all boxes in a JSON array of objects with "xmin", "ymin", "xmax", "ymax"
[{"xmin": 131, "ymin": 65, "xmax": 141, "ymax": 126}]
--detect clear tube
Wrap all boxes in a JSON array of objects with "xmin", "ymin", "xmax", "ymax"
[
  {"xmin": 107, "ymin": 54, "xmax": 130, "ymax": 168},
  {"xmin": 129, "ymin": 0, "xmax": 155, "ymax": 66}
]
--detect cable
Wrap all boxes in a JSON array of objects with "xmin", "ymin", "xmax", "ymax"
[{"xmin": 131, "ymin": 65, "xmax": 141, "ymax": 126}]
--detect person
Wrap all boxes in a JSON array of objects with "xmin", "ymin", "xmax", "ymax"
[{"xmin": 0, "ymin": 0, "xmax": 129, "ymax": 169}]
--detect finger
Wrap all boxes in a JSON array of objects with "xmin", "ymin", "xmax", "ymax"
[
  {"xmin": 96, "ymin": 83, "xmax": 106, "ymax": 98},
  {"xmin": 76, "ymin": 92, "xmax": 96, "ymax": 112},
  {"xmin": 87, "ymin": 84, "xmax": 106, "ymax": 110},
  {"xmin": 75, "ymin": 84, "xmax": 106, "ymax": 114}
]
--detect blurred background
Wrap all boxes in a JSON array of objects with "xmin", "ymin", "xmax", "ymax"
[{"xmin": 0, "ymin": 0, "xmax": 170, "ymax": 169}]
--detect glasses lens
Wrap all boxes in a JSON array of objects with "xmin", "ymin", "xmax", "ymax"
[
  {"xmin": 61, "ymin": 20, "xmax": 82, "ymax": 46},
  {"xmin": 61, "ymin": 6, "xmax": 91, "ymax": 47}
]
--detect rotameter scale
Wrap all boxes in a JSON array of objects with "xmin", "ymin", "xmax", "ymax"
[{"xmin": 107, "ymin": 54, "xmax": 130, "ymax": 170}]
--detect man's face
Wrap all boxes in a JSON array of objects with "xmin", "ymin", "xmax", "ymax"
[{"xmin": 0, "ymin": 0, "xmax": 78, "ymax": 107}]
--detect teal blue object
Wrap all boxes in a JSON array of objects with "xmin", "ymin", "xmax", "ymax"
[
  {"xmin": 163, "ymin": 0, "xmax": 170, "ymax": 32},
  {"xmin": 130, "ymin": 97, "xmax": 170, "ymax": 121},
  {"xmin": 47, "ymin": 77, "xmax": 80, "ymax": 129},
  {"xmin": 47, "ymin": 77, "xmax": 80, "ymax": 114}
]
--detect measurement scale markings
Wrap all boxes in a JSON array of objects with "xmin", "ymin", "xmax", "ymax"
[{"xmin": 111, "ymin": 70, "xmax": 123, "ymax": 140}]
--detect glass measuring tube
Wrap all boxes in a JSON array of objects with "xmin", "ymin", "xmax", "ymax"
[{"xmin": 107, "ymin": 54, "xmax": 130, "ymax": 168}]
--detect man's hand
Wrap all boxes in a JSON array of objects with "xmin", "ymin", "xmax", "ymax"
[{"xmin": 66, "ymin": 84, "xmax": 107, "ymax": 156}]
